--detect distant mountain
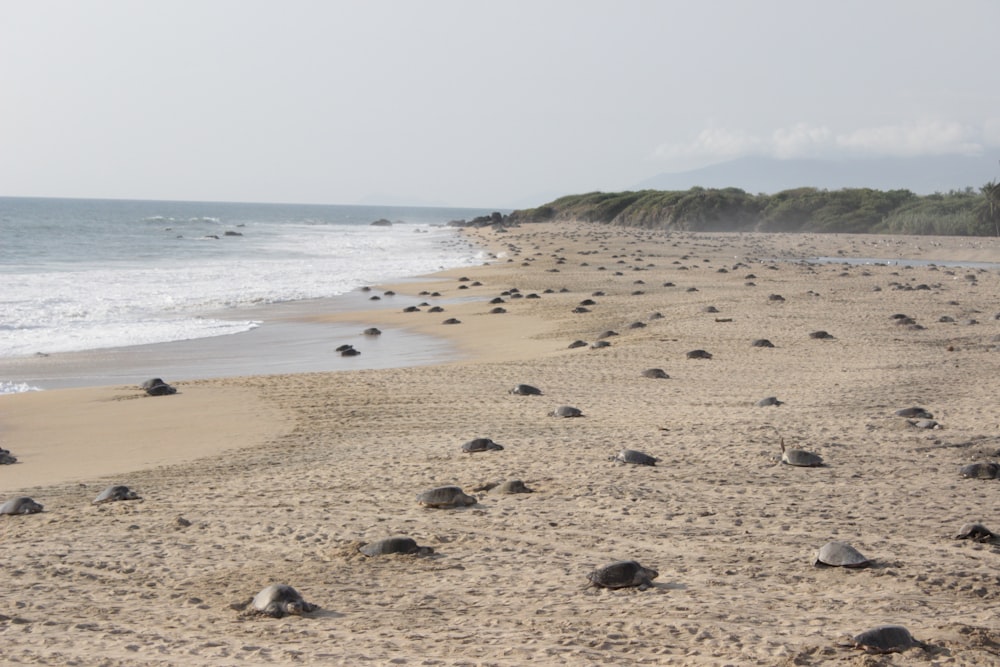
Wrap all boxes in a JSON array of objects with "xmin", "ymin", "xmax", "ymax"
[{"xmin": 636, "ymin": 152, "xmax": 1000, "ymax": 194}]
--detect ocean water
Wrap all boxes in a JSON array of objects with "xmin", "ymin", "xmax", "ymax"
[{"xmin": 0, "ymin": 197, "xmax": 498, "ymax": 392}]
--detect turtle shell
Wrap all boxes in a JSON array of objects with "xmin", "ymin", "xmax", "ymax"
[
  {"xmin": 509, "ymin": 384, "xmax": 543, "ymax": 395},
  {"xmin": 93, "ymin": 485, "xmax": 141, "ymax": 504},
  {"xmin": 782, "ymin": 448, "xmax": 823, "ymax": 467},
  {"xmin": 0, "ymin": 496, "xmax": 43, "ymax": 515},
  {"xmin": 756, "ymin": 396, "xmax": 783, "ymax": 407},
  {"xmin": 614, "ymin": 449, "xmax": 658, "ymax": 466},
  {"xmin": 587, "ymin": 560, "xmax": 659, "ymax": 590},
  {"xmin": 851, "ymin": 625, "xmax": 923, "ymax": 653},
  {"xmin": 813, "ymin": 541, "xmax": 870, "ymax": 568},
  {"xmin": 251, "ymin": 584, "xmax": 316, "ymax": 618},
  {"xmin": 955, "ymin": 523, "xmax": 997, "ymax": 542},
  {"xmin": 494, "ymin": 479, "xmax": 533, "ymax": 494},
  {"xmin": 416, "ymin": 486, "xmax": 476, "ymax": 508},
  {"xmin": 359, "ymin": 537, "xmax": 433, "ymax": 557},
  {"xmin": 461, "ymin": 438, "xmax": 504, "ymax": 453},
  {"xmin": 960, "ymin": 462, "xmax": 1000, "ymax": 479},
  {"xmin": 549, "ymin": 406, "xmax": 583, "ymax": 418},
  {"xmin": 641, "ymin": 368, "xmax": 669, "ymax": 379}
]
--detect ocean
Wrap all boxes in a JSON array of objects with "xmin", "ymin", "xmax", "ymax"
[{"xmin": 0, "ymin": 197, "xmax": 500, "ymax": 393}]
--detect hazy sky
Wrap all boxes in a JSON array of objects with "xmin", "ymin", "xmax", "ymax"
[{"xmin": 3, "ymin": 0, "xmax": 999, "ymax": 208}]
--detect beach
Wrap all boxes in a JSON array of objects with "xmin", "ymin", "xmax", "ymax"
[{"xmin": 1, "ymin": 221, "xmax": 1000, "ymax": 665}]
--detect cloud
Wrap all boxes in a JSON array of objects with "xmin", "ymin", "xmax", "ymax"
[{"xmin": 655, "ymin": 119, "xmax": 1000, "ymax": 166}]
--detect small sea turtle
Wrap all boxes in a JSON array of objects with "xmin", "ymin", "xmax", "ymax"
[
  {"xmin": 756, "ymin": 396, "xmax": 783, "ymax": 407},
  {"xmin": 0, "ymin": 496, "xmax": 43, "ymax": 515},
  {"xmin": 494, "ymin": 479, "xmax": 533, "ymax": 494},
  {"xmin": 955, "ymin": 523, "xmax": 997, "ymax": 542},
  {"xmin": 751, "ymin": 338, "xmax": 775, "ymax": 348},
  {"xmin": 363, "ymin": 327, "xmax": 382, "ymax": 336},
  {"xmin": 0, "ymin": 448, "xmax": 16, "ymax": 465},
  {"xmin": 568, "ymin": 340, "xmax": 588, "ymax": 349},
  {"xmin": 596, "ymin": 330, "xmax": 618, "ymax": 339},
  {"xmin": 641, "ymin": 368, "xmax": 669, "ymax": 379},
  {"xmin": 461, "ymin": 438, "xmax": 504, "ymax": 453},
  {"xmin": 849, "ymin": 625, "xmax": 926, "ymax": 654},
  {"xmin": 490, "ymin": 307, "xmax": 507, "ymax": 314},
  {"xmin": 141, "ymin": 378, "xmax": 177, "ymax": 396},
  {"xmin": 809, "ymin": 330, "xmax": 834, "ymax": 339},
  {"xmin": 587, "ymin": 560, "xmax": 659, "ymax": 590},
  {"xmin": 960, "ymin": 462, "xmax": 1000, "ymax": 479},
  {"xmin": 612, "ymin": 449, "xmax": 659, "ymax": 466},
  {"xmin": 549, "ymin": 406, "xmax": 583, "ymax": 418},
  {"xmin": 591, "ymin": 340, "xmax": 611, "ymax": 349},
  {"xmin": 250, "ymin": 584, "xmax": 317, "ymax": 618},
  {"xmin": 686, "ymin": 349, "xmax": 712, "ymax": 359},
  {"xmin": 895, "ymin": 406, "xmax": 933, "ymax": 419},
  {"xmin": 813, "ymin": 541, "xmax": 871, "ymax": 568},
  {"xmin": 509, "ymin": 383, "xmax": 543, "ymax": 396},
  {"xmin": 442, "ymin": 318, "xmax": 461, "ymax": 325},
  {"xmin": 416, "ymin": 485, "xmax": 477, "ymax": 508},
  {"xmin": 359, "ymin": 536, "xmax": 434, "ymax": 557},
  {"xmin": 93, "ymin": 484, "xmax": 142, "ymax": 504},
  {"xmin": 780, "ymin": 439, "xmax": 823, "ymax": 467}
]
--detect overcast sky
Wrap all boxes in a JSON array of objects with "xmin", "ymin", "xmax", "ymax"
[{"xmin": 3, "ymin": 0, "xmax": 999, "ymax": 208}]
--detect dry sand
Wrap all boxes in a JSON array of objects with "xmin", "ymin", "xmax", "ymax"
[{"xmin": 2, "ymin": 222, "xmax": 1000, "ymax": 666}]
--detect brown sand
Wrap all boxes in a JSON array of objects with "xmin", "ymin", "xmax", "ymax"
[{"xmin": 1, "ymin": 222, "xmax": 1000, "ymax": 665}]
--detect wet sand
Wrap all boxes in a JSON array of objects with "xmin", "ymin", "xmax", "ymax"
[{"xmin": 1, "ymin": 223, "xmax": 1000, "ymax": 665}]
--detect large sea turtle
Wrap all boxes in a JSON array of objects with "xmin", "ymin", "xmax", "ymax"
[
  {"xmin": 612, "ymin": 449, "xmax": 659, "ymax": 466},
  {"xmin": 359, "ymin": 536, "xmax": 434, "ymax": 557},
  {"xmin": 509, "ymin": 384, "xmax": 543, "ymax": 396},
  {"xmin": 780, "ymin": 439, "xmax": 823, "ymax": 467},
  {"xmin": 416, "ymin": 486, "xmax": 477, "ymax": 508},
  {"xmin": 848, "ymin": 625, "xmax": 926, "ymax": 654},
  {"xmin": 0, "ymin": 497, "xmax": 43, "ymax": 515},
  {"xmin": 549, "ymin": 406, "xmax": 583, "ymax": 418},
  {"xmin": 141, "ymin": 378, "xmax": 176, "ymax": 396},
  {"xmin": 587, "ymin": 560, "xmax": 659, "ymax": 590},
  {"xmin": 249, "ymin": 584, "xmax": 317, "ymax": 618},
  {"xmin": 461, "ymin": 438, "xmax": 504, "ymax": 454},
  {"xmin": 93, "ymin": 484, "xmax": 142, "ymax": 504},
  {"xmin": 813, "ymin": 541, "xmax": 871, "ymax": 568}
]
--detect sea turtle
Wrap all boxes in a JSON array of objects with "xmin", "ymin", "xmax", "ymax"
[
  {"xmin": 493, "ymin": 479, "xmax": 533, "ymax": 494},
  {"xmin": 908, "ymin": 419, "xmax": 938, "ymax": 429},
  {"xmin": 461, "ymin": 438, "xmax": 504, "ymax": 453},
  {"xmin": 340, "ymin": 347, "xmax": 361, "ymax": 357},
  {"xmin": 809, "ymin": 330, "xmax": 834, "ymax": 339},
  {"xmin": 363, "ymin": 327, "xmax": 382, "ymax": 336},
  {"xmin": 895, "ymin": 406, "xmax": 933, "ymax": 419},
  {"xmin": 587, "ymin": 560, "xmax": 659, "ymax": 590},
  {"xmin": 416, "ymin": 485, "xmax": 477, "ymax": 508},
  {"xmin": 591, "ymin": 340, "xmax": 611, "ymax": 349},
  {"xmin": 960, "ymin": 462, "xmax": 1000, "ymax": 479},
  {"xmin": 442, "ymin": 318, "xmax": 461, "ymax": 325},
  {"xmin": 751, "ymin": 338, "xmax": 775, "ymax": 348},
  {"xmin": 0, "ymin": 496, "xmax": 43, "ymax": 515},
  {"xmin": 568, "ymin": 340, "xmax": 588, "ymax": 349},
  {"xmin": 641, "ymin": 368, "xmax": 669, "ymax": 379},
  {"xmin": 954, "ymin": 523, "xmax": 997, "ymax": 542},
  {"xmin": 250, "ymin": 584, "xmax": 317, "ymax": 618},
  {"xmin": 509, "ymin": 384, "xmax": 543, "ymax": 396},
  {"xmin": 612, "ymin": 449, "xmax": 659, "ymax": 466},
  {"xmin": 141, "ymin": 378, "xmax": 177, "ymax": 396},
  {"xmin": 756, "ymin": 396, "xmax": 783, "ymax": 407},
  {"xmin": 93, "ymin": 484, "xmax": 142, "ymax": 504},
  {"xmin": 780, "ymin": 439, "xmax": 823, "ymax": 467},
  {"xmin": 849, "ymin": 625, "xmax": 926, "ymax": 654},
  {"xmin": 549, "ymin": 406, "xmax": 583, "ymax": 418},
  {"xmin": 813, "ymin": 541, "xmax": 871, "ymax": 568},
  {"xmin": 359, "ymin": 536, "xmax": 434, "ymax": 557},
  {"xmin": 686, "ymin": 349, "xmax": 712, "ymax": 359},
  {"xmin": 0, "ymin": 448, "xmax": 16, "ymax": 465}
]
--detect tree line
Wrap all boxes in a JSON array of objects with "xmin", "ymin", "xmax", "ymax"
[{"xmin": 508, "ymin": 182, "xmax": 1000, "ymax": 236}]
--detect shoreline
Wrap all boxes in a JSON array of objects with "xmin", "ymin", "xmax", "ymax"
[{"xmin": 1, "ymin": 223, "xmax": 1000, "ymax": 665}]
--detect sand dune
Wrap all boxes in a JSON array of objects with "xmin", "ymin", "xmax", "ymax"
[{"xmin": 1, "ymin": 223, "xmax": 999, "ymax": 665}]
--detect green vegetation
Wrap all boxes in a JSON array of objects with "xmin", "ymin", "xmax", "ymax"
[{"xmin": 508, "ymin": 184, "xmax": 1000, "ymax": 236}]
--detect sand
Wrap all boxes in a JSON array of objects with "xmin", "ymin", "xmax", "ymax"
[{"xmin": 2, "ymin": 222, "xmax": 1000, "ymax": 666}]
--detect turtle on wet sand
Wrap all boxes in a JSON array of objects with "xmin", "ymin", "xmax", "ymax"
[
  {"xmin": 249, "ymin": 584, "xmax": 317, "ymax": 618},
  {"xmin": 359, "ymin": 536, "xmax": 434, "ymax": 557},
  {"xmin": 93, "ymin": 484, "xmax": 142, "ymax": 504},
  {"xmin": 509, "ymin": 384, "xmax": 543, "ymax": 396},
  {"xmin": 612, "ymin": 449, "xmax": 659, "ymax": 466},
  {"xmin": 416, "ymin": 485, "xmax": 477, "ymax": 508},
  {"xmin": 955, "ymin": 523, "xmax": 997, "ymax": 542},
  {"xmin": 960, "ymin": 462, "xmax": 1000, "ymax": 479},
  {"xmin": 0, "ymin": 497, "xmax": 44, "ymax": 515},
  {"xmin": 462, "ymin": 438, "xmax": 504, "ymax": 454},
  {"xmin": 587, "ymin": 560, "xmax": 659, "ymax": 590},
  {"xmin": 141, "ymin": 378, "xmax": 177, "ymax": 396},
  {"xmin": 780, "ymin": 439, "xmax": 824, "ymax": 467},
  {"xmin": 848, "ymin": 625, "xmax": 927, "ymax": 654},
  {"xmin": 549, "ymin": 406, "xmax": 584, "ymax": 418},
  {"xmin": 813, "ymin": 541, "xmax": 871, "ymax": 568}
]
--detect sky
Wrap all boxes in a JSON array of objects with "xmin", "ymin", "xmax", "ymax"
[{"xmin": 3, "ymin": 0, "xmax": 999, "ymax": 208}]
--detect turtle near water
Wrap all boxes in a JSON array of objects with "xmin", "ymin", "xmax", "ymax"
[
  {"xmin": 611, "ymin": 449, "xmax": 659, "ymax": 466},
  {"xmin": 359, "ymin": 536, "xmax": 434, "ymax": 557},
  {"xmin": 141, "ymin": 378, "xmax": 177, "ymax": 396},
  {"xmin": 461, "ymin": 438, "xmax": 504, "ymax": 454},
  {"xmin": 848, "ymin": 625, "xmax": 927, "ymax": 654},
  {"xmin": 587, "ymin": 560, "xmax": 659, "ymax": 590},
  {"xmin": 416, "ymin": 485, "xmax": 477, "ymax": 508},
  {"xmin": 813, "ymin": 541, "xmax": 871, "ymax": 568},
  {"xmin": 93, "ymin": 484, "xmax": 142, "ymax": 504},
  {"xmin": 0, "ymin": 496, "xmax": 44, "ymax": 515},
  {"xmin": 248, "ymin": 584, "xmax": 317, "ymax": 618}
]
